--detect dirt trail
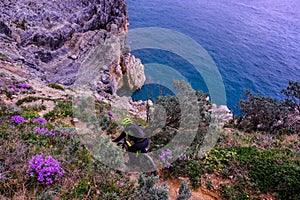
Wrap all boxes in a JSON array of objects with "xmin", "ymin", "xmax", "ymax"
[{"xmin": 161, "ymin": 178, "xmax": 221, "ymax": 200}]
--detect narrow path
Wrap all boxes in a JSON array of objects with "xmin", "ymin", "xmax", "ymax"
[{"xmin": 160, "ymin": 178, "xmax": 221, "ymax": 200}]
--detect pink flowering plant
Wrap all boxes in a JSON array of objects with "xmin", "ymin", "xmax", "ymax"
[
  {"xmin": 3, "ymin": 83, "xmax": 31, "ymax": 98},
  {"xmin": 27, "ymin": 153, "xmax": 64, "ymax": 185},
  {"xmin": 17, "ymin": 83, "xmax": 31, "ymax": 89},
  {"xmin": 11, "ymin": 115, "xmax": 27, "ymax": 124},
  {"xmin": 33, "ymin": 127, "xmax": 55, "ymax": 136},
  {"xmin": 32, "ymin": 117, "xmax": 47, "ymax": 124},
  {"xmin": 160, "ymin": 149, "xmax": 173, "ymax": 168},
  {"xmin": 8, "ymin": 84, "xmax": 20, "ymax": 93},
  {"xmin": 31, "ymin": 117, "xmax": 55, "ymax": 136}
]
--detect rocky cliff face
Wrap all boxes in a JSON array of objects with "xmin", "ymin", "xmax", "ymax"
[{"xmin": 0, "ymin": 0, "xmax": 143, "ymax": 88}]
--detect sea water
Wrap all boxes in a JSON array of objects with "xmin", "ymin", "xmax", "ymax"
[{"xmin": 127, "ymin": 0, "xmax": 300, "ymax": 114}]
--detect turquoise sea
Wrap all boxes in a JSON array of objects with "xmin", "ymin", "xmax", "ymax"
[{"xmin": 127, "ymin": 0, "xmax": 300, "ymax": 114}]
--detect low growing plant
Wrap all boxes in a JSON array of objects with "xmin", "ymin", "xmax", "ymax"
[{"xmin": 27, "ymin": 153, "xmax": 64, "ymax": 185}]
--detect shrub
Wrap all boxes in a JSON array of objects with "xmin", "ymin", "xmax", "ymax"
[
  {"xmin": 137, "ymin": 173, "xmax": 169, "ymax": 200},
  {"xmin": 205, "ymin": 181, "xmax": 213, "ymax": 190},
  {"xmin": 22, "ymin": 105, "xmax": 47, "ymax": 112},
  {"xmin": 238, "ymin": 90, "xmax": 288, "ymax": 134},
  {"xmin": 187, "ymin": 160, "xmax": 204, "ymax": 188},
  {"xmin": 203, "ymin": 148, "xmax": 237, "ymax": 173},
  {"xmin": 21, "ymin": 110, "xmax": 39, "ymax": 120},
  {"xmin": 233, "ymin": 147, "xmax": 300, "ymax": 199},
  {"xmin": 0, "ymin": 52, "xmax": 9, "ymax": 60},
  {"xmin": 238, "ymin": 81, "xmax": 300, "ymax": 134},
  {"xmin": 176, "ymin": 181, "xmax": 192, "ymax": 200},
  {"xmin": 16, "ymin": 96, "xmax": 42, "ymax": 106},
  {"xmin": 281, "ymin": 81, "xmax": 300, "ymax": 112},
  {"xmin": 44, "ymin": 101, "xmax": 73, "ymax": 120},
  {"xmin": 220, "ymin": 184, "xmax": 250, "ymax": 200},
  {"xmin": 48, "ymin": 83, "xmax": 65, "ymax": 91},
  {"xmin": 71, "ymin": 179, "xmax": 93, "ymax": 198}
]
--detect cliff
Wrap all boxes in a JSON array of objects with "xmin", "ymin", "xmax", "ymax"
[{"xmin": 0, "ymin": 0, "xmax": 145, "ymax": 92}]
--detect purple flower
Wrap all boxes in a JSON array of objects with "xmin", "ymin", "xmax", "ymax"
[
  {"xmin": 17, "ymin": 83, "xmax": 31, "ymax": 89},
  {"xmin": 48, "ymin": 130, "xmax": 55, "ymax": 136},
  {"xmin": 166, "ymin": 163, "xmax": 173, "ymax": 169},
  {"xmin": 32, "ymin": 117, "xmax": 47, "ymax": 124},
  {"xmin": 9, "ymin": 84, "xmax": 20, "ymax": 92},
  {"xmin": 11, "ymin": 115, "xmax": 27, "ymax": 124},
  {"xmin": 159, "ymin": 155, "xmax": 166, "ymax": 163},
  {"xmin": 33, "ymin": 127, "xmax": 55, "ymax": 136},
  {"xmin": 108, "ymin": 110, "xmax": 114, "ymax": 117},
  {"xmin": 27, "ymin": 153, "xmax": 64, "ymax": 185},
  {"xmin": 160, "ymin": 149, "xmax": 173, "ymax": 168}
]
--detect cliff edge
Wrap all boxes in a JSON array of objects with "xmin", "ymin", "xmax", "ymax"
[{"xmin": 0, "ymin": 0, "xmax": 145, "ymax": 91}]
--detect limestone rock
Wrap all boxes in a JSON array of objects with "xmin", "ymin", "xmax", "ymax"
[
  {"xmin": 210, "ymin": 104, "xmax": 233, "ymax": 128},
  {"xmin": 0, "ymin": 0, "xmax": 128, "ymax": 85},
  {"xmin": 119, "ymin": 53, "xmax": 146, "ymax": 91}
]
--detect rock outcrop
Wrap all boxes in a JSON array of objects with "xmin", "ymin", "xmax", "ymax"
[
  {"xmin": 0, "ymin": 0, "xmax": 130, "ymax": 85},
  {"xmin": 96, "ymin": 53, "xmax": 146, "ymax": 97},
  {"xmin": 210, "ymin": 104, "xmax": 233, "ymax": 128},
  {"xmin": 119, "ymin": 53, "xmax": 146, "ymax": 91}
]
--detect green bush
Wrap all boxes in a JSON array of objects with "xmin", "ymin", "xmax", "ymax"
[
  {"xmin": 281, "ymin": 81, "xmax": 300, "ymax": 113},
  {"xmin": 48, "ymin": 83, "xmax": 65, "ymax": 91},
  {"xmin": 233, "ymin": 147, "xmax": 300, "ymax": 199},
  {"xmin": 71, "ymin": 178, "xmax": 93, "ymax": 199},
  {"xmin": 238, "ymin": 90, "xmax": 289, "ymax": 134},
  {"xmin": 13, "ymin": 19, "xmax": 27, "ymax": 30},
  {"xmin": 238, "ymin": 81, "xmax": 300, "ymax": 134},
  {"xmin": 0, "ymin": 102, "xmax": 18, "ymax": 117},
  {"xmin": 220, "ymin": 184, "xmax": 251, "ymax": 200},
  {"xmin": 203, "ymin": 148, "xmax": 237, "ymax": 173},
  {"xmin": 137, "ymin": 173, "xmax": 169, "ymax": 200},
  {"xmin": 21, "ymin": 110, "xmax": 39, "ymax": 120},
  {"xmin": 21, "ymin": 105, "xmax": 47, "ymax": 112},
  {"xmin": 16, "ymin": 96, "xmax": 48, "ymax": 106},
  {"xmin": 44, "ymin": 101, "xmax": 73, "ymax": 121},
  {"xmin": 177, "ymin": 181, "xmax": 192, "ymax": 200},
  {"xmin": 187, "ymin": 160, "xmax": 204, "ymax": 188},
  {"xmin": 0, "ymin": 52, "xmax": 9, "ymax": 60}
]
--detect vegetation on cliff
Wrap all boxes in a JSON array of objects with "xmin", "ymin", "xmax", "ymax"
[{"xmin": 0, "ymin": 72, "xmax": 299, "ymax": 199}]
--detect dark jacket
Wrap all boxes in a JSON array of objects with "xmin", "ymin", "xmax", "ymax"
[{"xmin": 113, "ymin": 124, "xmax": 149, "ymax": 152}]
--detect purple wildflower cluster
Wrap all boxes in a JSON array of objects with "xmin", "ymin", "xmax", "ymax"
[
  {"xmin": 160, "ymin": 149, "xmax": 173, "ymax": 168},
  {"xmin": 6, "ymin": 83, "xmax": 31, "ymax": 95},
  {"xmin": 34, "ymin": 127, "xmax": 55, "ymax": 136},
  {"xmin": 17, "ymin": 83, "xmax": 31, "ymax": 89},
  {"xmin": 32, "ymin": 117, "xmax": 47, "ymax": 124},
  {"xmin": 27, "ymin": 153, "xmax": 64, "ymax": 185},
  {"xmin": 11, "ymin": 115, "xmax": 27, "ymax": 124},
  {"xmin": 8, "ymin": 84, "xmax": 20, "ymax": 93}
]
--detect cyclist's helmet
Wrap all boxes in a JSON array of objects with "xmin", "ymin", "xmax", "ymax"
[{"xmin": 121, "ymin": 117, "xmax": 133, "ymax": 126}]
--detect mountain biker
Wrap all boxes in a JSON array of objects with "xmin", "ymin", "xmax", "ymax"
[
  {"xmin": 113, "ymin": 118, "xmax": 149, "ymax": 155},
  {"xmin": 113, "ymin": 118, "xmax": 158, "ymax": 175}
]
